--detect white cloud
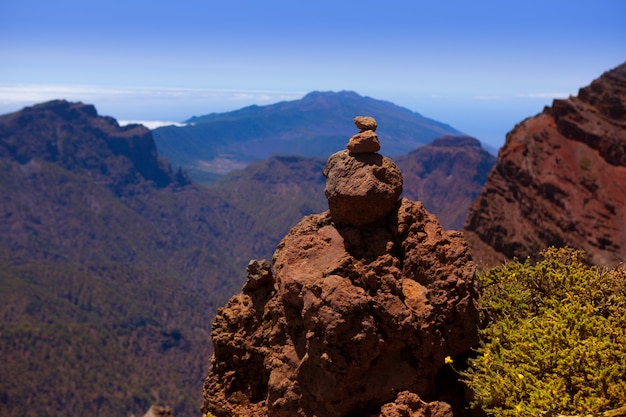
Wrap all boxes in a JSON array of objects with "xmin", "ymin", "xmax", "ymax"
[
  {"xmin": 0, "ymin": 84, "xmax": 306, "ymax": 119},
  {"xmin": 118, "ymin": 120, "xmax": 188, "ymax": 129}
]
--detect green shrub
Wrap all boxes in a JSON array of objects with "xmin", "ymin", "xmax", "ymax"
[{"xmin": 462, "ymin": 247, "xmax": 626, "ymax": 416}]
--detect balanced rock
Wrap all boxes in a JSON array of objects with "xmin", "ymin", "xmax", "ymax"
[
  {"xmin": 348, "ymin": 116, "xmax": 380, "ymax": 154},
  {"xmin": 347, "ymin": 130, "xmax": 381, "ymax": 153},
  {"xmin": 354, "ymin": 115, "xmax": 378, "ymax": 131},
  {"xmin": 202, "ymin": 115, "xmax": 478, "ymax": 416},
  {"xmin": 323, "ymin": 150, "xmax": 402, "ymax": 226}
]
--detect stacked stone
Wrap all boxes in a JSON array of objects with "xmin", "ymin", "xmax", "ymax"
[
  {"xmin": 347, "ymin": 116, "xmax": 381, "ymax": 153},
  {"xmin": 323, "ymin": 116, "xmax": 403, "ymax": 226},
  {"xmin": 203, "ymin": 115, "xmax": 478, "ymax": 417}
]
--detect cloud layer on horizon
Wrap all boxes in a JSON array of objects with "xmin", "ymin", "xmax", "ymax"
[{"xmin": 0, "ymin": 84, "xmax": 307, "ymax": 119}]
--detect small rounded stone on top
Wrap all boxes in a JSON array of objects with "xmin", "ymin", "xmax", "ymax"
[{"xmin": 354, "ymin": 116, "xmax": 377, "ymax": 132}]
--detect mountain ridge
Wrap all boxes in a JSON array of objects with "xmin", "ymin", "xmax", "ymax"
[
  {"xmin": 465, "ymin": 62, "xmax": 626, "ymax": 267},
  {"xmin": 152, "ymin": 90, "xmax": 464, "ymax": 183},
  {"xmin": 0, "ymin": 100, "xmax": 271, "ymax": 416}
]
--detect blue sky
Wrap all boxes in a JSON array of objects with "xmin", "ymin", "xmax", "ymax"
[{"xmin": 1, "ymin": 0, "xmax": 624, "ymax": 147}]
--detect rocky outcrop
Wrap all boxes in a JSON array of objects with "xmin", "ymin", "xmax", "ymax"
[
  {"xmin": 202, "ymin": 117, "xmax": 478, "ymax": 416},
  {"xmin": 464, "ymin": 62, "xmax": 626, "ymax": 267},
  {"xmin": 323, "ymin": 117, "xmax": 403, "ymax": 227},
  {"xmin": 0, "ymin": 100, "xmax": 186, "ymax": 193}
]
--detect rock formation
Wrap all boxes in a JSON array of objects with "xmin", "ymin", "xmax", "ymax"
[
  {"xmin": 202, "ymin": 117, "xmax": 479, "ymax": 417},
  {"xmin": 464, "ymin": 62, "xmax": 626, "ymax": 267},
  {"xmin": 0, "ymin": 100, "xmax": 186, "ymax": 193},
  {"xmin": 323, "ymin": 118, "xmax": 402, "ymax": 226}
]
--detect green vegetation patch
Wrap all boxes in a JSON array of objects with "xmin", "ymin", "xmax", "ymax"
[{"xmin": 462, "ymin": 247, "xmax": 626, "ymax": 416}]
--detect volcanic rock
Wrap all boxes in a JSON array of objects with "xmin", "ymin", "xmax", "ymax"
[
  {"xmin": 203, "ymin": 116, "xmax": 479, "ymax": 416},
  {"xmin": 348, "ymin": 115, "xmax": 381, "ymax": 153},
  {"xmin": 379, "ymin": 391, "xmax": 453, "ymax": 417},
  {"xmin": 464, "ymin": 62, "xmax": 626, "ymax": 266},
  {"xmin": 203, "ymin": 201, "xmax": 478, "ymax": 417},
  {"xmin": 354, "ymin": 115, "xmax": 378, "ymax": 131},
  {"xmin": 243, "ymin": 259, "xmax": 275, "ymax": 292},
  {"xmin": 347, "ymin": 130, "xmax": 381, "ymax": 153},
  {"xmin": 323, "ymin": 150, "xmax": 402, "ymax": 226}
]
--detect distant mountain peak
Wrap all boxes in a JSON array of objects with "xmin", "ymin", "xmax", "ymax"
[
  {"xmin": 302, "ymin": 90, "xmax": 361, "ymax": 100},
  {"xmin": 29, "ymin": 99, "xmax": 99, "ymax": 118},
  {"xmin": 153, "ymin": 91, "xmax": 464, "ymax": 183}
]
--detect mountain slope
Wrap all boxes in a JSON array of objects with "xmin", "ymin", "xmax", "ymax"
[
  {"xmin": 0, "ymin": 101, "xmax": 267, "ymax": 417},
  {"xmin": 464, "ymin": 62, "xmax": 626, "ymax": 266},
  {"xmin": 395, "ymin": 135, "xmax": 496, "ymax": 229},
  {"xmin": 152, "ymin": 90, "xmax": 463, "ymax": 183},
  {"xmin": 207, "ymin": 155, "xmax": 329, "ymax": 256}
]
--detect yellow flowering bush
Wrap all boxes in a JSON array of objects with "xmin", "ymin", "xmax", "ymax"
[{"xmin": 462, "ymin": 248, "xmax": 626, "ymax": 416}]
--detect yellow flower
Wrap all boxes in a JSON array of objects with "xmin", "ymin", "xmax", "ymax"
[
  {"xmin": 444, "ymin": 356, "xmax": 453, "ymax": 364},
  {"xmin": 517, "ymin": 373, "xmax": 524, "ymax": 380}
]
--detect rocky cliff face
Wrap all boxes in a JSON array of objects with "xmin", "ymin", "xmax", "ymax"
[
  {"xmin": 465, "ymin": 62, "xmax": 626, "ymax": 266},
  {"xmin": 202, "ymin": 117, "xmax": 479, "ymax": 417},
  {"xmin": 0, "ymin": 100, "xmax": 184, "ymax": 193},
  {"xmin": 396, "ymin": 136, "xmax": 495, "ymax": 230}
]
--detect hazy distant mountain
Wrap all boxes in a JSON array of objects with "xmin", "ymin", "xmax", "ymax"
[{"xmin": 152, "ymin": 90, "xmax": 463, "ymax": 183}]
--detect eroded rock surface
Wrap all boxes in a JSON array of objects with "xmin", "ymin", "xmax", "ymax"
[
  {"xmin": 324, "ymin": 150, "xmax": 403, "ymax": 227},
  {"xmin": 203, "ymin": 199, "xmax": 477, "ymax": 417},
  {"xmin": 464, "ymin": 62, "xmax": 626, "ymax": 266}
]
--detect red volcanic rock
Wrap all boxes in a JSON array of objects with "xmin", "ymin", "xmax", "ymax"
[
  {"xmin": 203, "ymin": 116, "xmax": 478, "ymax": 416},
  {"xmin": 354, "ymin": 115, "xmax": 378, "ymax": 132},
  {"xmin": 347, "ymin": 130, "xmax": 381, "ymax": 153},
  {"xmin": 323, "ymin": 150, "xmax": 403, "ymax": 226},
  {"xmin": 465, "ymin": 62, "xmax": 626, "ymax": 266},
  {"xmin": 202, "ymin": 199, "xmax": 478, "ymax": 417},
  {"xmin": 379, "ymin": 391, "xmax": 453, "ymax": 417}
]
